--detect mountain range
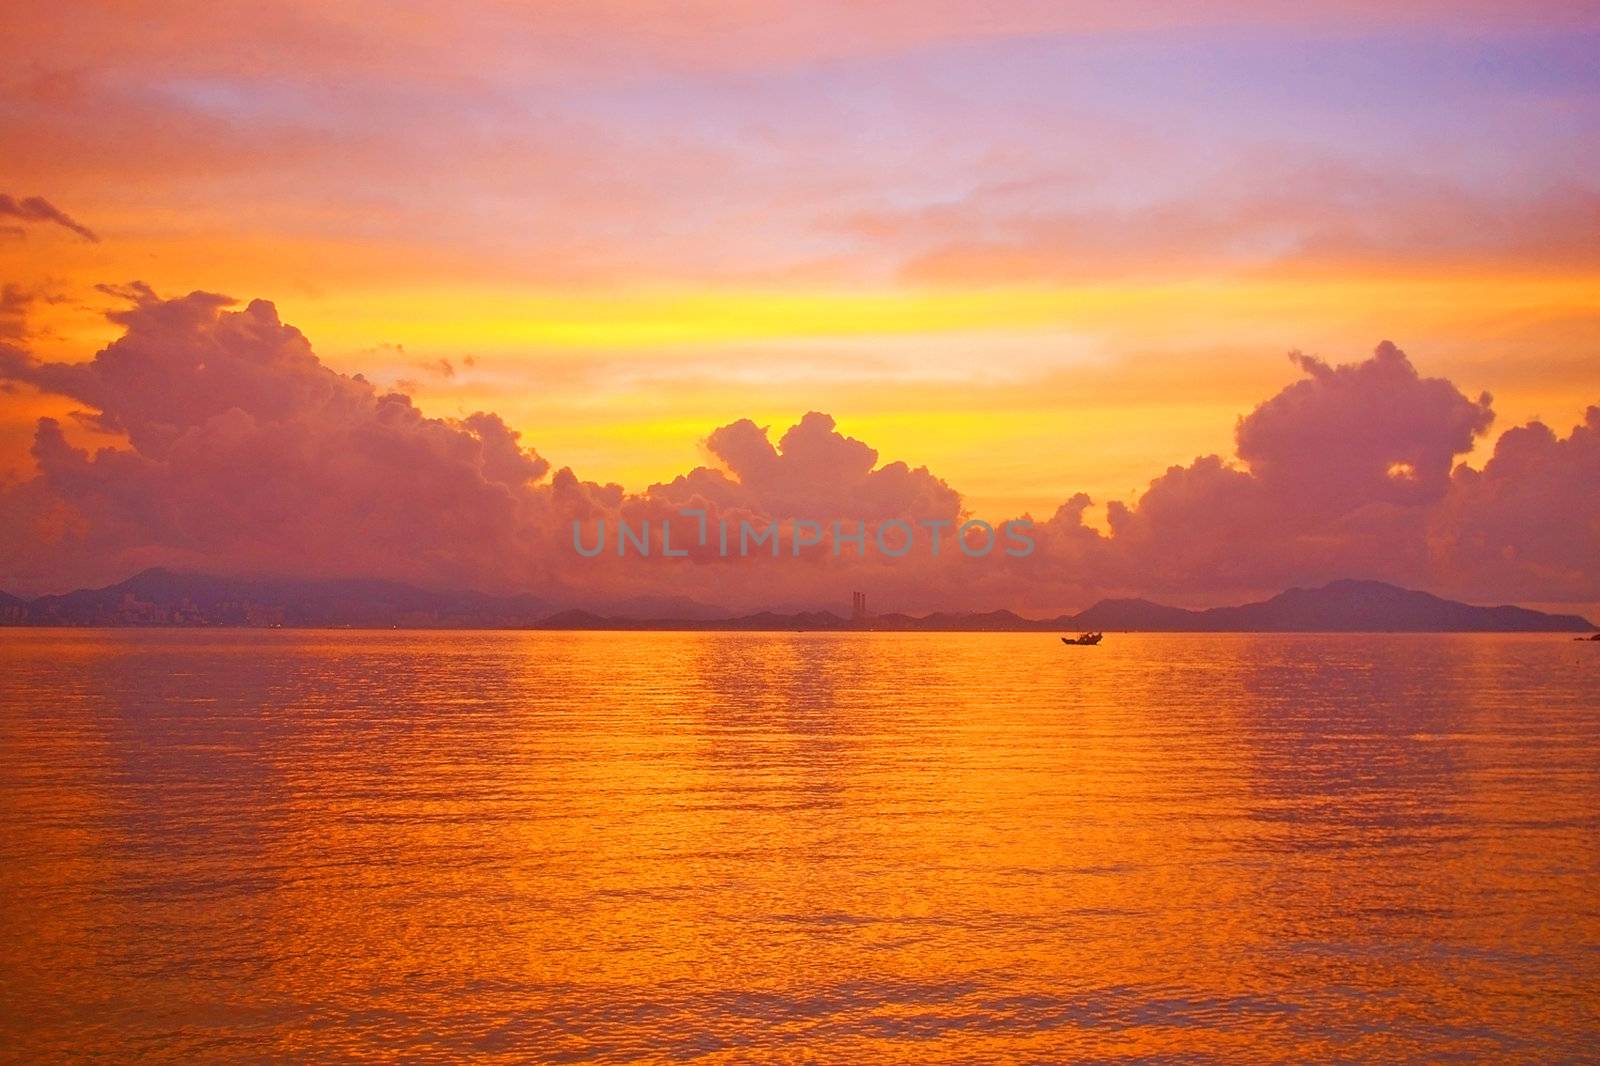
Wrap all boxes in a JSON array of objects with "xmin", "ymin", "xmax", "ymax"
[
  {"xmin": 11, "ymin": 569, "xmax": 552, "ymax": 629},
  {"xmin": 0, "ymin": 570, "xmax": 1592, "ymax": 632}
]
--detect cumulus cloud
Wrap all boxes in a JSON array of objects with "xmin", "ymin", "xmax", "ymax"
[
  {"xmin": 1238, "ymin": 343, "xmax": 1494, "ymax": 510},
  {"xmin": 1032, "ymin": 341, "xmax": 1595, "ymax": 607},
  {"xmin": 0, "ymin": 193, "xmax": 99, "ymax": 242},
  {"xmin": 1032, "ymin": 341, "xmax": 1495, "ymax": 600},
  {"xmin": 650, "ymin": 412, "xmax": 960, "ymax": 522},
  {"xmin": 1429, "ymin": 406, "xmax": 1600, "ymax": 604},
  {"xmin": 0, "ymin": 289, "xmax": 1595, "ymax": 611},
  {"xmin": 0, "ymin": 287, "xmax": 560, "ymax": 592}
]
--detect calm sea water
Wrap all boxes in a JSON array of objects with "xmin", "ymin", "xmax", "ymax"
[{"xmin": 0, "ymin": 629, "xmax": 1597, "ymax": 1062}]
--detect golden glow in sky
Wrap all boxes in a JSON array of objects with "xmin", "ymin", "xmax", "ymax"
[{"xmin": 4, "ymin": 0, "xmax": 1598, "ymax": 541}]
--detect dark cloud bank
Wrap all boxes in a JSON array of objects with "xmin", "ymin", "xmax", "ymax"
[{"xmin": 1, "ymin": 286, "xmax": 1595, "ymax": 611}]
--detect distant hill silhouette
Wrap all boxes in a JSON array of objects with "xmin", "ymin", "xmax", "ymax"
[
  {"xmin": 539, "ymin": 581, "xmax": 1590, "ymax": 632},
  {"xmin": 1067, "ymin": 579, "xmax": 1593, "ymax": 632},
  {"xmin": 0, "ymin": 571, "xmax": 1591, "ymax": 632},
  {"xmin": 15, "ymin": 568, "xmax": 552, "ymax": 628}
]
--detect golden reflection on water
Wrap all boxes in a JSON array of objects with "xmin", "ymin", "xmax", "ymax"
[{"xmin": 1, "ymin": 630, "xmax": 1597, "ymax": 1061}]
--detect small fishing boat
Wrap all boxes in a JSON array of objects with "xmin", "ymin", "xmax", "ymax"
[{"xmin": 1062, "ymin": 632, "xmax": 1103, "ymax": 646}]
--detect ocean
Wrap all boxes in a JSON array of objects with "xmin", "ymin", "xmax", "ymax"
[{"xmin": 1, "ymin": 629, "xmax": 1596, "ymax": 1061}]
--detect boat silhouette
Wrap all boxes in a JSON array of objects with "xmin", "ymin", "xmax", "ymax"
[{"xmin": 1062, "ymin": 632, "xmax": 1103, "ymax": 646}]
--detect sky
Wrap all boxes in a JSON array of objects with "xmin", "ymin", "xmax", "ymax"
[{"xmin": 2, "ymin": 1, "xmax": 1597, "ymax": 612}]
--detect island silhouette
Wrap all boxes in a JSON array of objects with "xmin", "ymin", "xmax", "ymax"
[{"xmin": 2, "ymin": 569, "xmax": 1591, "ymax": 632}]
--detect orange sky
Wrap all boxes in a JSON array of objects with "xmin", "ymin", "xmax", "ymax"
[{"xmin": 4, "ymin": 0, "xmax": 1598, "ymax": 523}]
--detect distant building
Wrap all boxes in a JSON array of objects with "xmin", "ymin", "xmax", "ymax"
[{"xmin": 851, "ymin": 591, "xmax": 867, "ymax": 622}]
